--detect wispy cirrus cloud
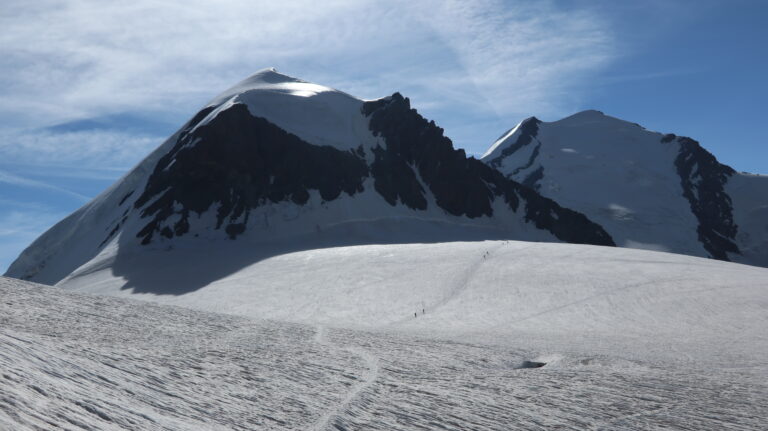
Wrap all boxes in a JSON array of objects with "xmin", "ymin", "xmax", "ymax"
[
  {"xmin": 0, "ymin": 169, "xmax": 90, "ymax": 202},
  {"xmin": 410, "ymin": 1, "xmax": 613, "ymax": 117},
  {"xmin": 0, "ymin": 209, "xmax": 62, "ymax": 237},
  {"xmin": 0, "ymin": 0, "xmax": 614, "ymax": 132},
  {"xmin": 0, "ymin": 128, "xmax": 161, "ymax": 170}
]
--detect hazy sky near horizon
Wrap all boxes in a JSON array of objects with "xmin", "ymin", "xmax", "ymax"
[{"xmin": 0, "ymin": 0, "xmax": 766, "ymax": 272}]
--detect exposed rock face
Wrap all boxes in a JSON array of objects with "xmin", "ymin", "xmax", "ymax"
[
  {"xmin": 669, "ymin": 135, "xmax": 740, "ymax": 260},
  {"xmin": 363, "ymin": 94, "xmax": 615, "ymax": 246},
  {"xmin": 133, "ymin": 103, "xmax": 369, "ymax": 244},
  {"xmin": 364, "ymin": 94, "xmax": 501, "ymax": 218}
]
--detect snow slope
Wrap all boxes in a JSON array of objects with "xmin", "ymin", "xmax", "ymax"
[
  {"xmin": 0, "ymin": 277, "xmax": 369, "ymax": 430},
  {"xmin": 482, "ymin": 110, "xmax": 768, "ymax": 267},
  {"xmin": 5, "ymin": 69, "xmax": 612, "ymax": 287},
  {"xmin": 206, "ymin": 68, "xmax": 370, "ymax": 152},
  {"xmin": 3, "ymin": 239, "xmax": 768, "ymax": 429},
  {"xmin": 57, "ymin": 239, "xmax": 768, "ymax": 366}
]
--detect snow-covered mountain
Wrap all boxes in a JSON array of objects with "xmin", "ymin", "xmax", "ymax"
[
  {"xmin": 482, "ymin": 110, "xmax": 768, "ymax": 267},
  {"xmin": 4, "ymin": 69, "xmax": 613, "ymax": 288}
]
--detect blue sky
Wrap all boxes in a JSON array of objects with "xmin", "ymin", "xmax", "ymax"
[{"xmin": 1, "ymin": 0, "xmax": 766, "ymax": 273}]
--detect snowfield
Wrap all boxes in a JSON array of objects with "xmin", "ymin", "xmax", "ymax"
[
  {"xmin": 1, "ymin": 277, "xmax": 366, "ymax": 430},
  {"xmin": 3, "ymin": 240, "xmax": 768, "ymax": 430}
]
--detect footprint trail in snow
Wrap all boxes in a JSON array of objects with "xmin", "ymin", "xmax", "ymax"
[{"xmin": 310, "ymin": 325, "xmax": 380, "ymax": 431}]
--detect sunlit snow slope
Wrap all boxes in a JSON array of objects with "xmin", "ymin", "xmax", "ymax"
[{"xmin": 482, "ymin": 110, "xmax": 768, "ymax": 267}]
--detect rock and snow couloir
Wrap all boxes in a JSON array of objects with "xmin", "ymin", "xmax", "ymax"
[{"xmin": 482, "ymin": 110, "xmax": 768, "ymax": 267}]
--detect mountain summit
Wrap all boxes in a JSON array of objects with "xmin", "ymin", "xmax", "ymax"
[{"xmin": 5, "ymin": 69, "xmax": 613, "ymax": 292}]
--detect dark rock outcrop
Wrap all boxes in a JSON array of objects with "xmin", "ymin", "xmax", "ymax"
[
  {"xmin": 511, "ymin": 142, "xmax": 542, "ymax": 177},
  {"xmin": 128, "ymin": 94, "xmax": 614, "ymax": 248},
  {"xmin": 670, "ymin": 136, "xmax": 740, "ymax": 260},
  {"xmin": 133, "ymin": 103, "xmax": 369, "ymax": 244},
  {"xmin": 522, "ymin": 166, "xmax": 544, "ymax": 190},
  {"xmin": 363, "ymin": 94, "xmax": 615, "ymax": 246}
]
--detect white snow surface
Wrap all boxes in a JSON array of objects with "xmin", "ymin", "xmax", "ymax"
[
  {"xmin": 482, "ymin": 110, "xmax": 768, "ymax": 267},
  {"xmin": 204, "ymin": 68, "xmax": 379, "ymax": 152},
  {"xmin": 3, "ymin": 239, "xmax": 768, "ymax": 429},
  {"xmin": 56, "ymin": 240, "xmax": 768, "ymax": 356}
]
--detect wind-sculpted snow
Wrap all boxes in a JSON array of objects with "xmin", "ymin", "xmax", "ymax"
[
  {"xmin": 0, "ymin": 278, "xmax": 370, "ymax": 430},
  {"xmin": 323, "ymin": 328, "xmax": 768, "ymax": 430},
  {"xmin": 3, "ymin": 276, "xmax": 767, "ymax": 430}
]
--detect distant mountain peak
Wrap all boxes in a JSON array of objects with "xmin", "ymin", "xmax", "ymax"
[
  {"xmin": 567, "ymin": 109, "xmax": 605, "ymax": 118},
  {"xmin": 239, "ymin": 67, "xmax": 303, "ymax": 84},
  {"xmin": 208, "ymin": 68, "xmax": 348, "ymax": 108},
  {"xmin": 482, "ymin": 116, "xmax": 541, "ymax": 163},
  {"xmin": 480, "ymin": 109, "xmax": 768, "ymax": 268}
]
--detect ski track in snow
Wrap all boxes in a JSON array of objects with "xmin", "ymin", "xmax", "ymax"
[
  {"xmin": 427, "ymin": 242, "xmax": 509, "ymax": 313},
  {"xmin": 309, "ymin": 325, "xmax": 379, "ymax": 431},
  {"xmin": 0, "ymin": 278, "xmax": 367, "ymax": 431},
  {"xmin": 389, "ymin": 241, "xmax": 512, "ymax": 327}
]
